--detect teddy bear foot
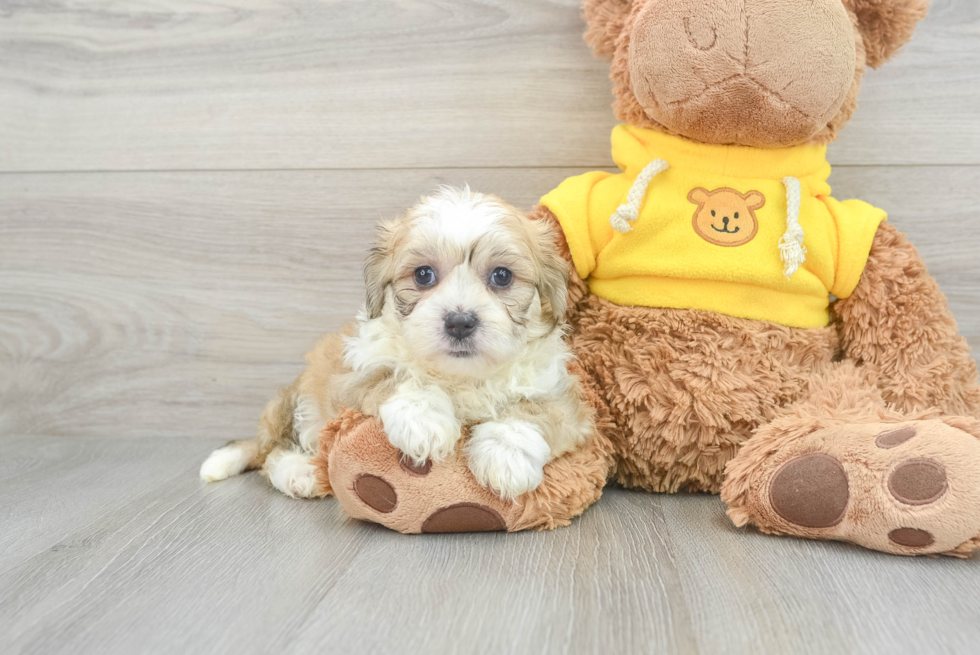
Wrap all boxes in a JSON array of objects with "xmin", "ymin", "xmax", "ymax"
[
  {"xmin": 723, "ymin": 419, "xmax": 980, "ymax": 556},
  {"xmin": 313, "ymin": 410, "xmax": 611, "ymax": 534},
  {"xmin": 327, "ymin": 421, "xmax": 516, "ymax": 533}
]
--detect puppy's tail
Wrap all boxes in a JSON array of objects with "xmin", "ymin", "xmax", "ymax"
[{"xmin": 199, "ymin": 387, "xmax": 298, "ymax": 483}]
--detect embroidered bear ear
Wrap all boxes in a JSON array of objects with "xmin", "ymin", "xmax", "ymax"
[
  {"xmin": 744, "ymin": 190, "xmax": 766, "ymax": 211},
  {"xmin": 583, "ymin": 0, "xmax": 632, "ymax": 59},
  {"xmin": 687, "ymin": 187, "xmax": 710, "ymax": 205}
]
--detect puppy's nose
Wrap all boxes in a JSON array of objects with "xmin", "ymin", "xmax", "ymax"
[{"xmin": 444, "ymin": 312, "xmax": 479, "ymax": 340}]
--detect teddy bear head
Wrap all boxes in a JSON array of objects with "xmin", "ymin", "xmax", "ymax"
[{"xmin": 583, "ymin": 0, "xmax": 929, "ymax": 148}]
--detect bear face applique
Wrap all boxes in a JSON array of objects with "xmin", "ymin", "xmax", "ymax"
[{"xmin": 688, "ymin": 187, "xmax": 765, "ymax": 247}]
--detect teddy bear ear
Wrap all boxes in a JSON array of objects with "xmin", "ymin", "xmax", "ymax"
[
  {"xmin": 687, "ymin": 188, "xmax": 709, "ymax": 205},
  {"xmin": 843, "ymin": 0, "xmax": 930, "ymax": 69},
  {"xmin": 582, "ymin": 0, "xmax": 632, "ymax": 59},
  {"xmin": 744, "ymin": 191, "xmax": 766, "ymax": 211}
]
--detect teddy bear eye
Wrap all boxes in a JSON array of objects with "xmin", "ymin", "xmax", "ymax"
[
  {"xmin": 734, "ymin": 212, "xmax": 739, "ymax": 219},
  {"xmin": 711, "ymin": 210, "xmax": 716, "ymax": 217}
]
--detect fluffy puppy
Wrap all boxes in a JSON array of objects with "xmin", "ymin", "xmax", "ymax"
[{"xmin": 200, "ymin": 187, "xmax": 594, "ymax": 500}]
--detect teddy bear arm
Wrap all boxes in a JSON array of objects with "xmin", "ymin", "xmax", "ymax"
[{"xmin": 834, "ymin": 221, "xmax": 980, "ymax": 417}]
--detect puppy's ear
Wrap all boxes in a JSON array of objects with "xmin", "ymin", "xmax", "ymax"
[
  {"xmin": 363, "ymin": 218, "xmax": 400, "ymax": 319},
  {"xmin": 583, "ymin": 0, "xmax": 632, "ymax": 59},
  {"xmin": 532, "ymin": 219, "xmax": 570, "ymax": 325},
  {"xmin": 843, "ymin": 0, "xmax": 929, "ymax": 69}
]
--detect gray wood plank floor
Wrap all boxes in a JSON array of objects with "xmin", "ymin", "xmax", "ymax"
[
  {"xmin": 2, "ymin": 0, "xmax": 980, "ymax": 653},
  {"xmin": 1, "ymin": 435, "xmax": 977, "ymax": 655}
]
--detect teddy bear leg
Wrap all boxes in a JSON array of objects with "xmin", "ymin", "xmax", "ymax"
[
  {"xmin": 721, "ymin": 362, "xmax": 980, "ymax": 556},
  {"xmin": 835, "ymin": 222, "xmax": 980, "ymax": 418}
]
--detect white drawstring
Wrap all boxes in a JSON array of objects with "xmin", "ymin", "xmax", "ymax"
[
  {"xmin": 609, "ymin": 164, "xmax": 807, "ymax": 280},
  {"xmin": 779, "ymin": 176, "xmax": 806, "ymax": 278},
  {"xmin": 610, "ymin": 159, "xmax": 670, "ymax": 233}
]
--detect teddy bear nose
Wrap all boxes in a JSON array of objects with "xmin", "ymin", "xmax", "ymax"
[
  {"xmin": 722, "ymin": 216, "xmax": 730, "ymax": 225},
  {"xmin": 445, "ymin": 312, "xmax": 479, "ymax": 340}
]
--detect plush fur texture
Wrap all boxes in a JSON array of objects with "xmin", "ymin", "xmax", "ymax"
[
  {"xmin": 843, "ymin": 0, "xmax": 930, "ymax": 68},
  {"xmin": 834, "ymin": 222, "xmax": 980, "ymax": 416}
]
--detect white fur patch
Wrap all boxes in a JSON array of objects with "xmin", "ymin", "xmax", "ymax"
[
  {"xmin": 379, "ymin": 385, "xmax": 462, "ymax": 464},
  {"xmin": 412, "ymin": 186, "xmax": 501, "ymax": 249},
  {"xmin": 293, "ymin": 395, "xmax": 324, "ymax": 454},
  {"xmin": 266, "ymin": 451, "xmax": 320, "ymax": 499},
  {"xmin": 465, "ymin": 419, "xmax": 551, "ymax": 500},
  {"xmin": 200, "ymin": 444, "xmax": 252, "ymax": 482}
]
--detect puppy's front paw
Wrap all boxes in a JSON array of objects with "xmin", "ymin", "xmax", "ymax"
[
  {"xmin": 466, "ymin": 420, "xmax": 551, "ymax": 501},
  {"xmin": 380, "ymin": 390, "xmax": 462, "ymax": 465},
  {"xmin": 266, "ymin": 452, "xmax": 321, "ymax": 499}
]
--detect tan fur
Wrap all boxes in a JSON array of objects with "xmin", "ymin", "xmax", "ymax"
[
  {"xmin": 843, "ymin": 0, "xmax": 930, "ymax": 68},
  {"xmin": 570, "ymin": 276, "xmax": 840, "ymax": 494},
  {"xmin": 834, "ymin": 222, "xmax": 980, "ymax": 417},
  {"xmin": 582, "ymin": 0, "xmax": 631, "ymax": 58}
]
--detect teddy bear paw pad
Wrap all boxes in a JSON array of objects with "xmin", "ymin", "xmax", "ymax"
[
  {"xmin": 888, "ymin": 527, "xmax": 935, "ymax": 548},
  {"xmin": 421, "ymin": 503, "xmax": 507, "ymax": 533},
  {"xmin": 887, "ymin": 458, "xmax": 947, "ymax": 506},
  {"xmin": 769, "ymin": 453, "xmax": 849, "ymax": 528},
  {"xmin": 353, "ymin": 474, "xmax": 398, "ymax": 513}
]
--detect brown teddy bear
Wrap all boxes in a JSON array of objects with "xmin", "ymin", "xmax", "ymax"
[{"xmin": 316, "ymin": 0, "xmax": 980, "ymax": 556}]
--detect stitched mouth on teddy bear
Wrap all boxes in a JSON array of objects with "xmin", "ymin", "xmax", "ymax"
[{"xmin": 711, "ymin": 223, "xmax": 739, "ymax": 235}]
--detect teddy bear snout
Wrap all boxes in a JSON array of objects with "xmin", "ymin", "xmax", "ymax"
[{"xmin": 627, "ymin": 0, "xmax": 858, "ymax": 147}]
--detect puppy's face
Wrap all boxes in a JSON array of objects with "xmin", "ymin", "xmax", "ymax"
[{"xmin": 364, "ymin": 188, "xmax": 568, "ymax": 378}]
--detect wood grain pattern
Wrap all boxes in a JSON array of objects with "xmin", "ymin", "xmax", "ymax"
[
  {"xmin": 2, "ymin": 0, "xmax": 980, "ymax": 652},
  {"xmin": 0, "ymin": 436, "xmax": 977, "ymax": 655},
  {"xmin": 1, "ymin": 0, "xmax": 978, "ymax": 172},
  {"xmin": 2, "ymin": 166, "xmax": 978, "ymax": 441}
]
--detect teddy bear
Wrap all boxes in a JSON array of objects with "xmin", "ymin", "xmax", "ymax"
[{"xmin": 315, "ymin": 0, "xmax": 980, "ymax": 556}]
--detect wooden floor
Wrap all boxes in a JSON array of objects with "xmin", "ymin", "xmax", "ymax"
[{"xmin": 2, "ymin": 1, "xmax": 979, "ymax": 653}]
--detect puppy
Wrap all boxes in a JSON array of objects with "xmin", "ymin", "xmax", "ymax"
[{"xmin": 200, "ymin": 187, "xmax": 594, "ymax": 500}]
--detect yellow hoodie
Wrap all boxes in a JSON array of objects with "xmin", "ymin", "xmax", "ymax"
[{"xmin": 540, "ymin": 125, "xmax": 885, "ymax": 328}]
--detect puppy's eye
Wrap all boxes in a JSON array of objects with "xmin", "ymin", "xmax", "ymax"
[
  {"xmin": 490, "ymin": 267, "xmax": 513, "ymax": 288},
  {"xmin": 414, "ymin": 266, "xmax": 436, "ymax": 287}
]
